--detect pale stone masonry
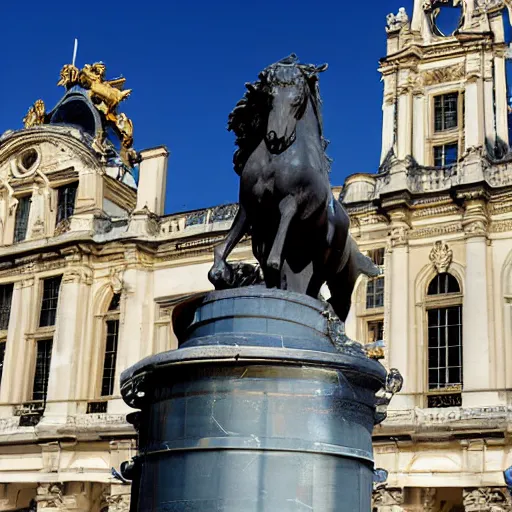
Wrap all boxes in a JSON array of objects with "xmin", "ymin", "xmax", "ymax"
[{"xmin": 0, "ymin": 0, "xmax": 511, "ymax": 510}]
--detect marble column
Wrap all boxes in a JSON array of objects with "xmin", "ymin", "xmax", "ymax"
[
  {"xmin": 0, "ymin": 277, "xmax": 35, "ymax": 407},
  {"xmin": 463, "ymin": 487, "xmax": 512, "ymax": 511},
  {"xmin": 44, "ymin": 265, "xmax": 92, "ymax": 417},
  {"xmin": 386, "ymin": 210, "xmax": 412, "ymax": 409}
]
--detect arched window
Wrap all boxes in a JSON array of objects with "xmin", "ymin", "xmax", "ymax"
[
  {"xmin": 100, "ymin": 294, "xmax": 121, "ymax": 397},
  {"xmin": 426, "ymin": 272, "xmax": 463, "ymax": 407}
]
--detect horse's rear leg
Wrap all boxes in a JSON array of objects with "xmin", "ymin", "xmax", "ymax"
[
  {"xmin": 326, "ymin": 266, "xmax": 354, "ymax": 323},
  {"xmin": 208, "ymin": 206, "xmax": 248, "ymax": 287},
  {"xmin": 267, "ymin": 196, "xmax": 297, "ymax": 271}
]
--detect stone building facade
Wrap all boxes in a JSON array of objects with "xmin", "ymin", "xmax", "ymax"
[{"xmin": 0, "ymin": 0, "xmax": 511, "ymax": 510}]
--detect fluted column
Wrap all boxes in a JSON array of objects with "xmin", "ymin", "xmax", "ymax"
[
  {"xmin": 44, "ymin": 263, "xmax": 92, "ymax": 417},
  {"xmin": 0, "ymin": 277, "xmax": 35, "ymax": 407}
]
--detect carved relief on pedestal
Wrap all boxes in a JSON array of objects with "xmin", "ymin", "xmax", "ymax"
[
  {"xmin": 422, "ymin": 488, "xmax": 437, "ymax": 512},
  {"xmin": 463, "ymin": 487, "xmax": 512, "ymax": 511},
  {"xmin": 36, "ymin": 483, "xmax": 64, "ymax": 509},
  {"xmin": 429, "ymin": 241, "xmax": 453, "ymax": 273},
  {"xmin": 372, "ymin": 487, "xmax": 405, "ymax": 510}
]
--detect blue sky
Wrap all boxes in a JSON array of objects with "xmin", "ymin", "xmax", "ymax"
[{"xmin": 1, "ymin": 0, "xmax": 415, "ymax": 214}]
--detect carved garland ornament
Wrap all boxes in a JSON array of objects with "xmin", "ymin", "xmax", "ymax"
[
  {"xmin": 462, "ymin": 487, "xmax": 512, "ymax": 511},
  {"xmin": 429, "ymin": 240, "xmax": 453, "ymax": 273}
]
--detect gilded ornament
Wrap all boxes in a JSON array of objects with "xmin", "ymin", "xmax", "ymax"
[
  {"xmin": 429, "ymin": 240, "xmax": 453, "ymax": 273},
  {"xmin": 23, "ymin": 99, "xmax": 46, "ymax": 128}
]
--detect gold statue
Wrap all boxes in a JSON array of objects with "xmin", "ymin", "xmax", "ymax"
[
  {"xmin": 23, "ymin": 99, "xmax": 46, "ymax": 128},
  {"xmin": 56, "ymin": 61, "xmax": 136, "ymax": 166}
]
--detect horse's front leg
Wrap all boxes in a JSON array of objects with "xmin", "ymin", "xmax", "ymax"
[
  {"xmin": 267, "ymin": 195, "xmax": 297, "ymax": 271},
  {"xmin": 208, "ymin": 206, "xmax": 249, "ymax": 288}
]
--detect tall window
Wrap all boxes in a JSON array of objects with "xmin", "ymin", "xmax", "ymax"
[
  {"xmin": 0, "ymin": 284, "xmax": 13, "ymax": 331},
  {"xmin": 434, "ymin": 93, "xmax": 458, "ymax": 131},
  {"xmin": 32, "ymin": 339, "xmax": 53, "ymax": 402},
  {"xmin": 39, "ymin": 276, "xmax": 62, "ymax": 327},
  {"xmin": 101, "ymin": 294, "xmax": 121, "ymax": 397},
  {"xmin": 56, "ymin": 182, "xmax": 78, "ymax": 224},
  {"xmin": 0, "ymin": 341, "xmax": 5, "ymax": 390},
  {"xmin": 14, "ymin": 196, "xmax": 31, "ymax": 243},
  {"xmin": 366, "ymin": 248, "xmax": 385, "ymax": 309},
  {"xmin": 426, "ymin": 273, "xmax": 463, "ymax": 408}
]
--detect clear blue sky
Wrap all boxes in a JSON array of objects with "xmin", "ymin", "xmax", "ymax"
[{"xmin": 1, "ymin": 0, "xmax": 414, "ymax": 214}]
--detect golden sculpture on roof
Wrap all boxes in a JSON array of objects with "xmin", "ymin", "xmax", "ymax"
[
  {"xmin": 23, "ymin": 99, "xmax": 46, "ymax": 128},
  {"xmin": 56, "ymin": 62, "xmax": 136, "ymax": 167}
]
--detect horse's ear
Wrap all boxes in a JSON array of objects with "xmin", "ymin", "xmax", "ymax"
[{"xmin": 245, "ymin": 82, "xmax": 257, "ymax": 94}]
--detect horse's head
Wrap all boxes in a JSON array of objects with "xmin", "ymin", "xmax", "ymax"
[{"xmin": 261, "ymin": 55, "xmax": 327, "ymax": 154}]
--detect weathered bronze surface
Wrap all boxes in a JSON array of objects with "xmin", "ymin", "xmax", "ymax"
[{"xmin": 208, "ymin": 54, "xmax": 380, "ymax": 322}]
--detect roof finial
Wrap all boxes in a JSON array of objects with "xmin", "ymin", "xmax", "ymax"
[{"xmin": 72, "ymin": 38, "xmax": 78, "ymax": 68}]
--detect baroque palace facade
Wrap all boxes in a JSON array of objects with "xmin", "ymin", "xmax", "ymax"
[{"xmin": 0, "ymin": 0, "xmax": 512, "ymax": 511}]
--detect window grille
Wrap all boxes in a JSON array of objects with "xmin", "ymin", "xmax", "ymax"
[
  {"xmin": 14, "ymin": 196, "xmax": 31, "ymax": 243},
  {"xmin": 39, "ymin": 276, "xmax": 62, "ymax": 327},
  {"xmin": 32, "ymin": 339, "xmax": 53, "ymax": 402},
  {"xmin": 366, "ymin": 277, "xmax": 384, "ymax": 309},
  {"xmin": 56, "ymin": 183, "xmax": 78, "ymax": 224},
  {"xmin": 434, "ymin": 93, "xmax": 458, "ymax": 131},
  {"xmin": 0, "ymin": 284, "xmax": 13, "ymax": 331},
  {"xmin": 428, "ymin": 272, "xmax": 460, "ymax": 295}
]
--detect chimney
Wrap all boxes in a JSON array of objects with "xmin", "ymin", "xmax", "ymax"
[{"xmin": 135, "ymin": 146, "xmax": 169, "ymax": 216}]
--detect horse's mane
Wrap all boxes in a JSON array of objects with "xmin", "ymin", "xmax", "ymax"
[{"xmin": 228, "ymin": 56, "xmax": 331, "ymax": 176}]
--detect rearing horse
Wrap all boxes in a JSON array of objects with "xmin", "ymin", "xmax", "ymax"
[{"xmin": 208, "ymin": 54, "xmax": 379, "ymax": 322}]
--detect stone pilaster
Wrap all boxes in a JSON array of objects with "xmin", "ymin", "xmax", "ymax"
[
  {"xmin": 463, "ymin": 487, "xmax": 512, "ymax": 511},
  {"xmin": 108, "ymin": 246, "xmax": 153, "ymax": 414},
  {"xmin": 381, "ymin": 71, "xmax": 397, "ymax": 164},
  {"xmin": 386, "ymin": 207, "xmax": 412, "ymax": 409},
  {"xmin": 372, "ymin": 487, "xmax": 405, "ymax": 512},
  {"xmin": 412, "ymin": 86, "xmax": 425, "ymax": 165},
  {"xmin": 465, "ymin": 56, "xmax": 485, "ymax": 151},
  {"xmin": 43, "ymin": 257, "xmax": 92, "ymax": 418},
  {"xmin": 0, "ymin": 277, "xmax": 35, "ymax": 406},
  {"xmin": 494, "ymin": 52, "xmax": 508, "ymax": 147},
  {"xmin": 396, "ymin": 70, "xmax": 413, "ymax": 161},
  {"xmin": 460, "ymin": 193, "xmax": 496, "ymax": 406}
]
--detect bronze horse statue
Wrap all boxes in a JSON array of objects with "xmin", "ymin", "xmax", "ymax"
[{"xmin": 208, "ymin": 54, "xmax": 380, "ymax": 322}]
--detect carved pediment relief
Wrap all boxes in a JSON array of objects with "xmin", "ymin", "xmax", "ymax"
[{"xmin": 423, "ymin": 63, "xmax": 465, "ymax": 85}]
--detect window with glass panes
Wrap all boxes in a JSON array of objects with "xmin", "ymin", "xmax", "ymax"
[
  {"xmin": 56, "ymin": 183, "xmax": 78, "ymax": 224},
  {"xmin": 366, "ymin": 248, "xmax": 385, "ymax": 309},
  {"xmin": 427, "ymin": 273, "xmax": 463, "ymax": 391},
  {"xmin": 434, "ymin": 93, "xmax": 459, "ymax": 131},
  {"xmin": 433, "ymin": 143, "xmax": 458, "ymax": 167},
  {"xmin": 0, "ymin": 284, "xmax": 13, "ymax": 331},
  {"xmin": 32, "ymin": 339, "xmax": 53, "ymax": 402},
  {"xmin": 14, "ymin": 196, "xmax": 31, "ymax": 243},
  {"xmin": 39, "ymin": 276, "xmax": 62, "ymax": 327},
  {"xmin": 101, "ymin": 294, "xmax": 121, "ymax": 397},
  {"xmin": 367, "ymin": 320, "xmax": 384, "ymax": 343}
]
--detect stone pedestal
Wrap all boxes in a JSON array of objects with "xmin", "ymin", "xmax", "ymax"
[{"xmin": 121, "ymin": 287, "xmax": 387, "ymax": 512}]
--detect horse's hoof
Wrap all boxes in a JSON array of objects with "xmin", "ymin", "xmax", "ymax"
[{"xmin": 267, "ymin": 257, "xmax": 280, "ymax": 271}]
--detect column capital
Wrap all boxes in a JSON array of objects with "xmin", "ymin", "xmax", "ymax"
[
  {"xmin": 36, "ymin": 483, "xmax": 64, "ymax": 510},
  {"xmin": 62, "ymin": 266, "xmax": 93, "ymax": 286}
]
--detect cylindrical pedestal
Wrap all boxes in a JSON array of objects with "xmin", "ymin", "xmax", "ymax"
[{"xmin": 121, "ymin": 287, "xmax": 386, "ymax": 512}]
